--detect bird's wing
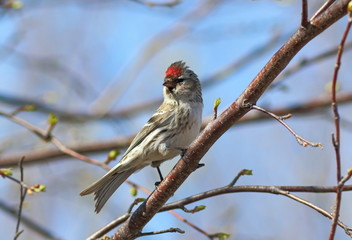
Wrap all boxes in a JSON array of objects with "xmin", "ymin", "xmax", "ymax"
[{"xmin": 121, "ymin": 105, "xmax": 174, "ymax": 159}]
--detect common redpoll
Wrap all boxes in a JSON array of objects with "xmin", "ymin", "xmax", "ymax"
[{"xmin": 80, "ymin": 61, "xmax": 203, "ymax": 213}]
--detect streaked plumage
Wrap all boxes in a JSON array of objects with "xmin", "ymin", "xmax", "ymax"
[{"xmin": 80, "ymin": 61, "xmax": 203, "ymax": 213}]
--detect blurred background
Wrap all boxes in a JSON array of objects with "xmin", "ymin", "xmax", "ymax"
[{"xmin": 1, "ymin": 0, "xmax": 352, "ymax": 239}]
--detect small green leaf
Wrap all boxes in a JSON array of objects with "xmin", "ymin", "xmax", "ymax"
[
  {"xmin": 242, "ymin": 169, "xmax": 253, "ymax": 176},
  {"xmin": 108, "ymin": 149, "xmax": 120, "ymax": 160},
  {"xmin": 184, "ymin": 205, "xmax": 206, "ymax": 213},
  {"xmin": 32, "ymin": 184, "xmax": 46, "ymax": 193},
  {"xmin": 212, "ymin": 232, "xmax": 231, "ymax": 240},
  {"xmin": 193, "ymin": 205, "xmax": 206, "ymax": 212},
  {"xmin": 0, "ymin": 168, "xmax": 13, "ymax": 177},
  {"xmin": 213, "ymin": 98, "xmax": 221, "ymax": 109},
  {"xmin": 130, "ymin": 186, "xmax": 137, "ymax": 197},
  {"xmin": 217, "ymin": 233, "xmax": 231, "ymax": 240},
  {"xmin": 48, "ymin": 113, "xmax": 59, "ymax": 125}
]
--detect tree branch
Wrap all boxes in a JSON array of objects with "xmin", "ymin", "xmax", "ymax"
[
  {"xmin": 250, "ymin": 104, "xmax": 322, "ymax": 148},
  {"xmin": 137, "ymin": 227, "xmax": 184, "ymax": 237},
  {"xmin": 113, "ymin": 1, "xmax": 351, "ymax": 239},
  {"xmin": 131, "ymin": 0, "xmax": 182, "ymax": 7},
  {"xmin": 329, "ymin": 8, "xmax": 352, "ymax": 240},
  {"xmin": 301, "ymin": 0, "xmax": 309, "ymax": 27},
  {"xmin": 92, "ymin": 184, "xmax": 352, "ymax": 239}
]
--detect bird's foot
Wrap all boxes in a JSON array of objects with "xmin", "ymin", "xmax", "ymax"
[{"xmin": 197, "ymin": 163, "xmax": 205, "ymax": 169}]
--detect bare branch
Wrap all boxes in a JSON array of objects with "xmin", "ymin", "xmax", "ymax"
[
  {"xmin": 131, "ymin": 0, "xmax": 182, "ymax": 7},
  {"xmin": 228, "ymin": 169, "xmax": 252, "ymax": 187},
  {"xmin": 301, "ymin": 0, "xmax": 309, "ymax": 27},
  {"xmin": 311, "ymin": 0, "xmax": 336, "ymax": 21},
  {"xmin": 250, "ymin": 104, "xmax": 322, "ymax": 148},
  {"xmin": 14, "ymin": 157, "xmax": 26, "ymax": 240},
  {"xmin": 0, "ymin": 109, "xmax": 110, "ymax": 170},
  {"xmin": 127, "ymin": 198, "xmax": 145, "ymax": 213},
  {"xmin": 92, "ymin": 184, "xmax": 352, "ymax": 239},
  {"xmin": 165, "ymin": 209, "xmax": 212, "ymax": 238},
  {"xmin": 161, "ymin": 185, "xmax": 352, "ymax": 235},
  {"xmin": 137, "ymin": 228, "xmax": 185, "ymax": 237},
  {"xmin": 329, "ymin": 9, "xmax": 352, "ymax": 240}
]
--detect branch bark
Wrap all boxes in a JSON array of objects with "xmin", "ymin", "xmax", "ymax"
[{"xmin": 113, "ymin": 1, "xmax": 351, "ymax": 239}]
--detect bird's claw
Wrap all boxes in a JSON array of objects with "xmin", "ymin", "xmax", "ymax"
[
  {"xmin": 197, "ymin": 163, "xmax": 205, "ymax": 169},
  {"xmin": 155, "ymin": 181, "xmax": 161, "ymax": 187},
  {"xmin": 180, "ymin": 148, "xmax": 187, "ymax": 157}
]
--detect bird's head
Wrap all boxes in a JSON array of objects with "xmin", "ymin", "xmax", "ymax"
[{"xmin": 163, "ymin": 61, "xmax": 202, "ymax": 104}]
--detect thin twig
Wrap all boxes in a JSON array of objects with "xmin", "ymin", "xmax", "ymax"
[
  {"xmin": 92, "ymin": 184, "xmax": 352, "ymax": 239},
  {"xmin": 0, "ymin": 109, "xmax": 110, "ymax": 171},
  {"xmin": 311, "ymin": 0, "xmax": 336, "ymax": 21},
  {"xmin": 160, "ymin": 185, "xmax": 352, "ymax": 235},
  {"xmin": 166, "ymin": 209, "xmax": 212, "ymax": 238},
  {"xmin": 275, "ymin": 188, "xmax": 352, "ymax": 235},
  {"xmin": 138, "ymin": 227, "xmax": 185, "ymax": 237},
  {"xmin": 131, "ymin": 0, "xmax": 182, "ymax": 7},
  {"xmin": 328, "ymin": 9, "xmax": 352, "ymax": 240},
  {"xmin": 301, "ymin": 0, "xmax": 309, "ymax": 27},
  {"xmin": 213, "ymin": 98, "xmax": 221, "ymax": 120},
  {"xmin": 228, "ymin": 169, "xmax": 252, "ymax": 186},
  {"xmin": 14, "ymin": 157, "xmax": 26, "ymax": 240},
  {"xmin": 250, "ymin": 104, "xmax": 322, "ymax": 148},
  {"xmin": 127, "ymin": 198, "xmax": 145, "ymax": 213},
  {"xmin": 339, "ymin": 168, "xmax": 352, "ymax": 186}
]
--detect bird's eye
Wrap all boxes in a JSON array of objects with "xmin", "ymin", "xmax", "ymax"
[{"xmin": 177, "ymin": 78, "xmax": 185, "ymax": 83}]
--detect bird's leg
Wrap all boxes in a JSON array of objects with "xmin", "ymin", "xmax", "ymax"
[
  {"xmin": 172, "ymin": 147, "xmax": 187, "ymax": 157},
  {"xmin": 154, "ymin": 166, "xmax": 164, "ymax": 187}
]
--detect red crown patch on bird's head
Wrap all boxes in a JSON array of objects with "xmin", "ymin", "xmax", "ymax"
[
  {"xmin": 165, "ymin": 65, "xmax": 183, "ymax": 78},
  {"xmin": 165, "ymin": 61, "xmax": 186, "ymax": 78}
]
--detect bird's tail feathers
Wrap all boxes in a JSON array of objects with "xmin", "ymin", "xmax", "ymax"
[{"xmin": 80, "ymin": 168, "xmax": 135, "ymax": 213}]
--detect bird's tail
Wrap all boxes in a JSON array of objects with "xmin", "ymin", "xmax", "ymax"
[{"xmin": 80, "ymin": 168, "xmax": 135, "ymax": 213}]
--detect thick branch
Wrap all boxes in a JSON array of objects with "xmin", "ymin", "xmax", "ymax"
[{"xmin": 114, "ymin": 1, "xmax": 351, "ymax": 239}]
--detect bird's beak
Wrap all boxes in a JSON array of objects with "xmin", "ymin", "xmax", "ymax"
[{"xmin": 163, "ymin": 79, "xmax": 177, "ymax": 90}]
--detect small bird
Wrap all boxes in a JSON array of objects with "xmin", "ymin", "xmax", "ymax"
[{"xmin": 80, "ymin": 61, "xmax": 203, "ymax": 213}]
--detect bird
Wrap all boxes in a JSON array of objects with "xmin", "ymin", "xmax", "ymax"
[{"xmin": 80, "ymin": 61, "xmax": 203, "ymax": 213}]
